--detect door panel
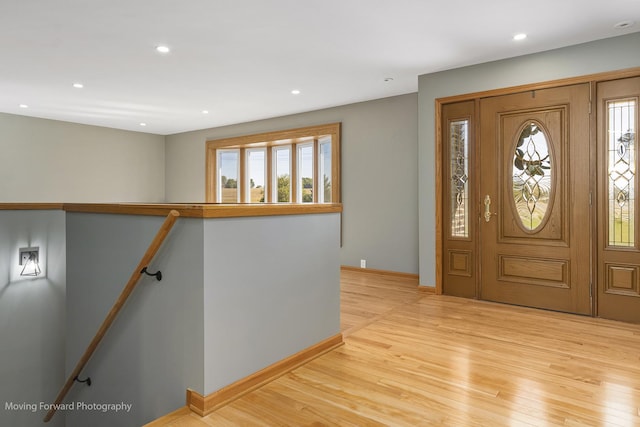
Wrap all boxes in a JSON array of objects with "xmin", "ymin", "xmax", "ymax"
[
  {"xmin": 499, "ymin": 255, "xmax": 569, "ymax": 288},
  {"xmin": 442, "ymin": 101, "xmax": 477, "ymax": 298},
  {"xmin": 498, "ymin": 109, "xmax": 567, "ymax": 244},
  {"xmin": 597, "ymin": 77, "xmax": 640, "ymax": 323},
  {"xmin": 479, "ymin": 85, "xmax": 591, "ymax": 315}
]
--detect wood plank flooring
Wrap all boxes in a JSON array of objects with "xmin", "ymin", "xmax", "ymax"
[{"xmin": 156, "ymin": 270, "xmax": 640, "ymax": 426}]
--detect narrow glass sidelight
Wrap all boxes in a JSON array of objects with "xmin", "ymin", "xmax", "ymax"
[
  {"xmin": 450, "ymin": 120, "xmax": 469, "ymax": 237},
  {"xmin": 607, "ymin": 99, "xmax": 637, "ymax": 247},
  {"xmin": 512, "ymin": 122, "xmax": 552, "ymax": 231}
]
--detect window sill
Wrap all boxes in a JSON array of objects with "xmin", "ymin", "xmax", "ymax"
[{"xmin": 62, "ymin": 203, "xmax": 343, "ymax": 218}]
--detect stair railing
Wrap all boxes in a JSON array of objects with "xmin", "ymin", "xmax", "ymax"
[{"xmin": 43, "ymin": 210, "xmax": 180, "ymax": 423}]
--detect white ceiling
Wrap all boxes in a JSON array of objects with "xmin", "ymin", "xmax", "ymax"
[{"xmin": 1, "ymin": 0, "xmax": 639, "ymax": 135}]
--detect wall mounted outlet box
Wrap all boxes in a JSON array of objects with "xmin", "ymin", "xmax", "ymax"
[
  {"xmin": 19, "ymin": 247, "xmax": 39, "ymax": 266},
  {"xmin": 360, "ymin": 259, "xmax": 366, "ymax": 268}
]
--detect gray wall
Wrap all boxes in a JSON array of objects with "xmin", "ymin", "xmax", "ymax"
[
  {"xmin": 418, "ymin": 32, "xmax": 640, "ymax": 286},
  {"xmin": 0, "ymin": 113, "xmax": 165, "ymax": 203},
  {"xmin": 202, "ymin": 214, "xmax": 341, "ymax": 394},
  {"xmin": 165, "ymin": 93, "xmax": 419, "ymax": 275},
  {"xmin": 63, "ymin": 211, "xmax": 341, "ymax": 425},
  {"xmin": 0, "ymin": 210, "xmax": 66, "ymax": 427},
  {"xmin": 1, "ymin": 94, "xmax": 419, "ymax": 275},
  {"xmin": 65, "ymin": 213, "xmax": 205, "ymax": 427}
]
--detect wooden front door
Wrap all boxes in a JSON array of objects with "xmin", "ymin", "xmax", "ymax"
[
  {"xmin": 596, "ymin": 77, "xmax": 640, "ymax": 323},
  {"xmin": 478, "ymin": 84, "xmax": 592, "ymax": 315}
]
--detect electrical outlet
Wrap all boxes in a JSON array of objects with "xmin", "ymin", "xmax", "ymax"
[
  {"xmin": 360, "ymin": 259, "xmax": 366, "ymax": 268},
  {"xmin": 19, "ymin": 247, "xmax": 39, "ymax": 266}
]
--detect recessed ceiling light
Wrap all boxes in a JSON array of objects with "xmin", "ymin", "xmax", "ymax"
[
  {"xmin": 614, "ymin": 21, "xmax": 635, "ymax": 29},
  {"xmin": 140, "ymin": 122, "xmax": 147, "ymax": 127},
  {"xmin": 384, "ymin": 77, "xmax": 394, "ymax": 82},
  {"xmin": 202, "ymin": 110, "xmax": 209, "ymax": 114},
  {"xmin": 156, "ymin": 45, "xmax": 170, "ymax": 54},
  {"xmin": 513, "ymin": 33, "xmax": 527, "ymax": 41},
  {"xmin": 291, "ymin": 89, "xmax": 301, "ymax": 95},
  {"xmin": 19, "ymin": 104, "xmax": 28, "ymax": 109},
  {"xmin": 73, "ymin": 83, "xmax": 84, "ymax": 89}
]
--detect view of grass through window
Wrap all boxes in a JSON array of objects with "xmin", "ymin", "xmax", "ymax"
[
  {"xmin": 274, "ymin": 146, "xmax": 291, "ymax": 202},
  {"xmin": 298, "ymin": 144, "xmax": 314, "ymax": 203},
  {"xmin": 206, "ymin": 123, "xmax": 340, "ymax": 204},
  {"xmin": 320, "ymin": 139, "xmax": 332, "ymax": 203},
  {"xmin": 247, "ymin": 149, "xmax": 266, "ymax": 203},
  {"xmin": 218, "ymin": 149, "xmax": 239, "ymax": 203}
]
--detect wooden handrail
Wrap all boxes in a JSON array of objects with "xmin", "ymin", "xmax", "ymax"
[{"xmin": 43, "ymin": 210, "xmax": 180, "ymax": 422}]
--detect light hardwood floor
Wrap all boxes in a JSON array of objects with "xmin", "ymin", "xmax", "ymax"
[{"xmin": 156, "ymin": 270, "xmax": 640, "ymax": 426}]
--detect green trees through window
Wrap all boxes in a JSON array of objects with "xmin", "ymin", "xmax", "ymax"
[{"xmin": 206, "ymin": 123, "xmax": 341, "ymax": 204}]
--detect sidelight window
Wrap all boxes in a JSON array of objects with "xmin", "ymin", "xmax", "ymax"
[
  {"xmin": 607, "ymin": 99, "xmax": 637, "ymax": 247},
  {"xmin": 450, "ymin": 120, "xmax": 469, "ymax": 238}
]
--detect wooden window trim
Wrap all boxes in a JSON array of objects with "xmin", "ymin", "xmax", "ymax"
[
  {"xmin": 206, "ymin": 123, "xmax": 341, "ymax": 203},
  {"xmin": 313, "ymin": 138, "xmax": 319, "ymax": 203}
]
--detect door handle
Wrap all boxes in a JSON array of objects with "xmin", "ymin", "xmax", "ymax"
[{"xmin": 484, "ymin": 195, "xmax": 497, "ymax": 222}]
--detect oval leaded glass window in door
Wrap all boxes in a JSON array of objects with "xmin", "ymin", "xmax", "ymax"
[{"xmin": 512, "ymin": 122, "xmax": 553, "ymax": 231}]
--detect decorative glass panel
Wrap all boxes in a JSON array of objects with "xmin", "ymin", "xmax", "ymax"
[
  {"xmin": 512, "ymin": 122, "xmax": 552, "ymax": 231},
  {"xmin": 450, "ymin": 120, "xmax": 469, "ymax": 237},
  {"xmin": 608, "ymin": 99, "xmax": 637, "ymax": 246}
]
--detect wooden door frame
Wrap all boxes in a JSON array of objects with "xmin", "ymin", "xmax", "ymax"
[{"xmin": 435, "ymin": 67, "xmax": 640, "ymax": 307}]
